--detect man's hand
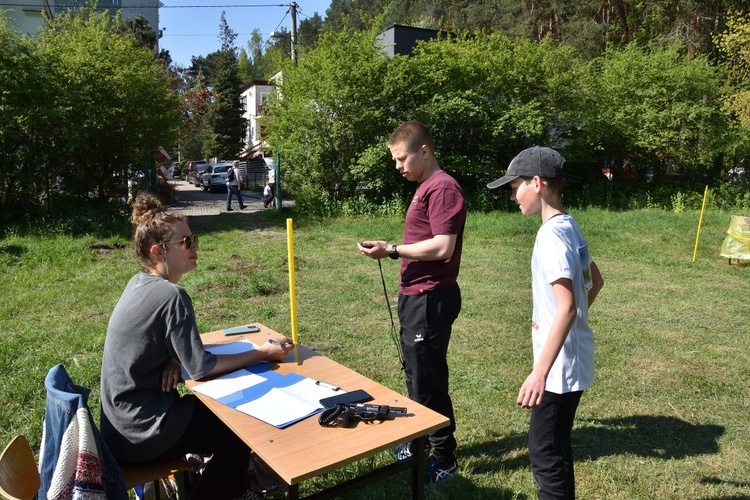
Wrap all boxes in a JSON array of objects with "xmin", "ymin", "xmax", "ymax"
[{"xmin": 358, "ymin": 241, "xmax": 389, "ymax": 259}]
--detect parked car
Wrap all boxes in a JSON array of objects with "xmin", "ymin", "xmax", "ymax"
[
  {"xmin": 200, "ymin": 163, "xmax": 233, "ymax": 192},
  {"xmin": 186, "ymin": 163, "xmax": 209, "ymax": 187},
  {"xmin": 169, "ymin": 161, "xmax": 182, "ymax": 179},
  {"xmin": 183, "ymin": 160, "xmax": 207, "ymax": 182}
]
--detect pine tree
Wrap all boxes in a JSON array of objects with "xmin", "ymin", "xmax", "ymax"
[{"xmin": 202, "ymin": 12, "xmax": 246, "ymax": 160}]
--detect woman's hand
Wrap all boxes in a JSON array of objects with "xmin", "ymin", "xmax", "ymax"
[
  {"xmin": 257, "ymin": 338, "xmax": 295, "ymax": 361},
  {"xmin": 161, "ymin": 358, "xmax": 182, "ymax": 391}
]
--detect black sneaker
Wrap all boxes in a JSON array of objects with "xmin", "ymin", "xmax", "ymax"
[
  {"xmin": 232, "ymin": 489, "xmax": 260, "ymax": 500},
  {"xmin": 424, "ymin": 456, "xmax": 458, "ymax": 486},
  {"xmin": 240, "ymin": 205, "xmax": 247, "ymax": 209},
  {"xmin": 226, "ymin": 207, "xmax": 234, "ymax": 211},
  {"xmin": 390, "ymin": 441, "xmax": 413, "ymax": 461}
]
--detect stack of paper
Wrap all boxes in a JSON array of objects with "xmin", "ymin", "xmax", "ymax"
[{"xmin": 190, "ymin": 343, "xmax": 341, "ymax": 428}]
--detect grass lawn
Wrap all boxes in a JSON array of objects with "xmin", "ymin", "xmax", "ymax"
[{"xmin": 1, "ymin": 205, "xmax": 748, "ymax": 499}]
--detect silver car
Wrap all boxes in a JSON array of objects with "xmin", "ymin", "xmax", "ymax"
[{"xmin": 200, "ymin": 163, "xmax": 233, "ymax": 192}]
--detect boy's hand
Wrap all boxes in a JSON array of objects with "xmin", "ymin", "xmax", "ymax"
[
  {"xmin": 517, "ymin": 371, "xmax": 546, "ymax": 408},
  {"xmin": 161, "ymin": 359, "xmax": 182, "ymax": 392}
]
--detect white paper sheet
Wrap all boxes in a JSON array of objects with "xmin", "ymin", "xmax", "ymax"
[
  {"xmin": 191, "ymin": 369, "xmax": 267, "ymax": 399},
  {"xmin": 182, "ymin": 340, "xmax": 258, "ymax": 380},
  {"xmin": 235, "ymin": 387, "xmax": 322, "ymax": 427},
  {"xmin": 278, "ymin": 377, "xmax": 342, "ymax": 407}
]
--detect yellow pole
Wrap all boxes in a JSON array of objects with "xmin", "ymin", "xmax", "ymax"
[
  {"xmin": 286, "ymin": 218, "xmax": 299, "ymax": 345},
  {"xmin": 692, "ymin": 185, "xmax": 709, "ymax": 263}
]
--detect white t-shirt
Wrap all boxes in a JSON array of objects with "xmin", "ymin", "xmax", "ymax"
[
  {"xmin": 226, "ymin": 166, "xmax": 240, "ymax": 186},
  {"xmin": 531, "ymin": 213, "xmax": 595, "ymax": 394}
]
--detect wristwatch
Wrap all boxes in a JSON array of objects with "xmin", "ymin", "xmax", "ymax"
[{"xmin": 389, "ymin": 245, "xmax": 399, "ymax": 260}]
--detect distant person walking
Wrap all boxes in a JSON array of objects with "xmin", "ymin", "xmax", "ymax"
[
  {"xmin": 263, "ymin": 181, "xmax": 273, "ymax": 208},
  {"xmin": 266, "ymin": 163, "xmax": 276, "ymax": 208},
  {"xmin": 226, "ymin": 160, "xmax": 246, "ymax": 211}
]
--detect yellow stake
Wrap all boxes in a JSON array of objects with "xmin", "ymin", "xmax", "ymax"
[
  {"xmin": 692, "ymin": 185, "xmax": 709, "ymax": 263},
  {"xmin": 286, "ymin": 218, "xmax": 300, "ymax": 346}
]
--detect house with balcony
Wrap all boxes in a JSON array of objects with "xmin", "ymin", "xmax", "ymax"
[
  {"xmin": 240, "ymin": 80, "xmax": 275, "ymax": 158},
  {"xmin": 238, "ymin": 80, "xmax": 275, "ymax": 186}
]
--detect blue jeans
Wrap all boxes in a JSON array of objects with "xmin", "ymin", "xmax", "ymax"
[
  {"xmin": 529, "ymin": 390, "xmax": 583, "ymax": 500},
  {"xmin": 226, "ymin": 184, "xmax": 244, "ymax": 209}
]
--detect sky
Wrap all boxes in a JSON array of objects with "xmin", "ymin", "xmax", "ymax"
[{"xmin": 158, "ymin": 1, "xmax": 332, "ymax": 68}]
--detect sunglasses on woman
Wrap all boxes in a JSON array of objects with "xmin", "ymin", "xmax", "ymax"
[{"xmin": 162, "ymin": 234, "xmax": 198, "ymax": 249}]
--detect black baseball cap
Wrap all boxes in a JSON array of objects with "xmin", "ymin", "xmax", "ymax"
[{"xmin": 487, "ymin": 146, "xmax": 567, "ymax": 189}]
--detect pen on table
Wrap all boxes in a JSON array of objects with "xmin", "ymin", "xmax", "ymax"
[{"xmin": 315, "ymin": 380, "xmax": 340, "ymax": 391}]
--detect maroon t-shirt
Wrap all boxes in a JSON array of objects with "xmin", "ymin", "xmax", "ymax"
[{"xmin": 400, "ymin": 170, "xmax": 466, "ymax": 295}]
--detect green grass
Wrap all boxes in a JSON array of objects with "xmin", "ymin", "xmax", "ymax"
[{"xmin": 1, "ymin": 206, "xmax": 749, "ymax": 499}]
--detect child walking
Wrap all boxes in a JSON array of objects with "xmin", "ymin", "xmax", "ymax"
[{"xmin": 488, "ymin": 146, "xmax": 604, "ymax": 499}]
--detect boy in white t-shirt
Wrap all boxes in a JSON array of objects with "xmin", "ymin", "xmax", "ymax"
[{"xmin": 488, "ymin": 146, "xmax": 604, "ymax": 499}]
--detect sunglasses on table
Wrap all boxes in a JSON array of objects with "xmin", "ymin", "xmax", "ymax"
[{"xmin": 162, "ymin": 234, "xmax": 199, "ymax": 249}]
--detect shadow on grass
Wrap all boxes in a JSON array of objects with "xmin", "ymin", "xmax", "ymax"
[
  {"xmin": 698, "ymin": 476, "xmax": 750, "ymax": 499},
  {"xmin": 0, "ymin": 244, "xmax": 27, "ymax": 261},
  {"xmin": 422, "ymin": 475, "xmax": 527, "ymax": 500},
  {"xmin": 575, "ymin": 415, "xmax": 724, "ymax": 460},
  {"xmin": 463, "ymin": 415, "xmax": 724, "ymax": 476}
]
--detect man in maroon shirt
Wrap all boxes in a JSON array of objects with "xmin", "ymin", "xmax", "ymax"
[{"xmin": 359, "ymin": 120, "xmax": 466, "ymax": 486}]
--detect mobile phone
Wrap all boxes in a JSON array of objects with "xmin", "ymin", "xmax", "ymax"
[
  {"xmin": 223, "ymin": 325, "xmax": 261, "ymax": 336},
  {"xmin": 320, "ymin": 389, "xmax": 373, "ymax": 408}
]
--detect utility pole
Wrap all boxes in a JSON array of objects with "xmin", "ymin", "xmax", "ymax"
[{"xmin": 290, "ymin": 2, "xmax": 298, "ymax": 64}]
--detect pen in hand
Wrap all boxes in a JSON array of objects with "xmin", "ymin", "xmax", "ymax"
[{"xmin": 268, "ymin": 338, "xmax": 292, "ymax": 347}]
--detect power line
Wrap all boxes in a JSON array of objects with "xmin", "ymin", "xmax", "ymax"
[
  {"xmin": 162, "ymin": 3, "xmax": 287, "ymax": 8},
  {"xmin": 0, "ymin": 2, "xmax": 288, "ymax": 8},
  {"xmin": 162, "ymin": 32, "xmax": 269, "ymax": 37}
]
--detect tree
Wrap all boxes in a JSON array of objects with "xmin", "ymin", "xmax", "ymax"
[
  {"xmin": 0, "ymin": 15, "xmax": 44, "ymax": 213},
  {"xmin": 114, "ymin": 14, "xmax": 157, "ymax": 51},
  {"xmin": 265, "ymin": 20, "xmax": 394, "ymax": 210},
  {"xmin": 576, "ymin": 43, "xmax": 729, "ymax": 182},
  {"xmin": 238, "ymin": 28, "xmax": 276, "ymax": 82},
  {"xmin": 715, "ymin": 11, "xmax": 750, "ymax": 127},
  {"xmin": 177, "ymin": 67, "xmax": 212, "ymax": 161},
  {"xmin": 713, "ymin": 11, "xmax": 750, "ymax": 166},
  {"xmin": 265, "ymin": 23, "xmax": 583, "ymax": 210},
  {"xmin": 298, "ymin": 12, "xmax": 324, "ymax": 50},
  {"xmin": 188, "ymin": 52, "xmax": 223, "ymax": 88},
  {"xmin": 34, "ymin": 6, "xmax": 180, "ymax": 201},
  {"xmin": 201, "ymin": 12, "xmax": 246, "ymax": 160},
  {"xmin": 323, "ymin": 0, "xmax": 389, "ymax": 32}
]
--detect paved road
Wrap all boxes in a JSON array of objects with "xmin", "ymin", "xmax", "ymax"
[{"xmin": 167, "ymin": 179, "xmax": 268, "ymax": 217}]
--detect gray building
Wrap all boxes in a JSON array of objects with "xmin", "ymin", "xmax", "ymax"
[
  {"xmin": 376, "ymin": 24, "xmax": 442, "ymax": 57},
  {"xmin": 3, "ymin": 0, "xmax": 161, "ymax": 45}
]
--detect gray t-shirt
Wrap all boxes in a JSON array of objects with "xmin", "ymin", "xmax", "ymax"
[{"xmin": 100, "ymin": 273, "xmax": 216, "ymax": 463}]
